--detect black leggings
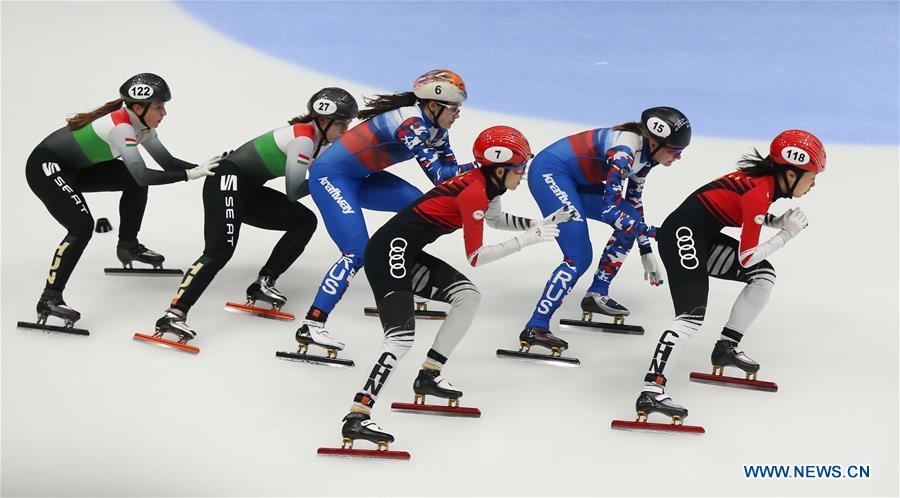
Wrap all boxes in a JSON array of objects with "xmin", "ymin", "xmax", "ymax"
[
  {"xmin": 26, "ymin": 147, "xmax": 149, "ymax": 292},
  {"xmin": 171, "ymin": 162, "xmax": 318, "ymax": 311}
]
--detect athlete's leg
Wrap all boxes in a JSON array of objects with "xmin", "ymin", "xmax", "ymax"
[
  {"xmin": 524, "ymin": 162, "xmax": 592, "ymax": 329},
  {"xmin": 25, "ymin": 148, "xmax": 94, "ymax": 293},
  {"xmin": 705, "ymin": 232, "xmax": 777, "ymax": 344},
  {"xmin": 169, "ymin": 164, "xmax": 250, "ymax": 312},
  {"xmin": 242, "ymin": 185, "xmax": 318, "ymax": 279}
]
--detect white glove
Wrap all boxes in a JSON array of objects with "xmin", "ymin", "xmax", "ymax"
[
  {"xmin": 763, "ymin": 211, "xmax": 785, "ymax": 229},
  {"xmin": 777, "ymin": 208, "xmax": 808, "ymax": 243},
  {"xmin": 541, "ymin": 205, "xmax": 574, "ymax": 225},
  {"xmin": 516, "ymin": 223, "xmax": 560, "ymax": 248},
  {"xmin": 186, "ymin": 155, "xmax": 223, "ymax": 181},
  {"xmin": 641, "ymin": 253, "xmax": 664, "ymax": 287}
]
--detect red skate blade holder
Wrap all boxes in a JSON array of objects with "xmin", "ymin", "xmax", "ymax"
[
  {"xmin": 391, "ymin": 398, "xmax": 482, "ymax": 417},
  {"xmin": 224, "ymin": 301, "xmax": 295, "ymax": 321},
  {"xmin": 689, "ymin": 371, "xmax": 778, "ymax": 392},
  {"xmin": 133, "ymin": 332, "xmax": 199, "ymax": 354},
  {"xmin": 611, "ymin": 419, "xmax": 705, "ymax": 434},
  {"xmin": 317, "ymin": 447, "xmax": 410, "ymax": 460}
]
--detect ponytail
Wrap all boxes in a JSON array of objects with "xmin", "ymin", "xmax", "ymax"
[
  {"xmin": 287, "ymin": 114, "xmax": 316, "ymax": 125},
  {"xmin": 737, "ymin": 148, "xmax": 779, "ymax": 177},
  {"xmin": 611, "ymin": 121, "xmax": 652, "ymax": 140},
  {"xmin": 357, "ymin": 92, "xmax": 417, "ymax": 121},
  {"xmin": 66, "ymin": 98, "xmax": 125, "ymax": 130}
]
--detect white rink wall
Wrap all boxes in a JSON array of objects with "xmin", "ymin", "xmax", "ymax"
[{"xmin": 1, "ymin": 2, "xmax": 897, "ymax": 497}]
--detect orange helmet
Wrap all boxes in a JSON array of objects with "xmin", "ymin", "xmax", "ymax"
[{"xmin": 412, "ymin": 69, "xmax": 467, "ymax": 104}]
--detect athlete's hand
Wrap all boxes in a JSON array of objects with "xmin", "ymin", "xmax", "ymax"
[
  {"xmin": 641, "ymin": 253, "xmax": 664, "ymax": 287},
  {"xmin": 763, "ymin": 210, "xmax": 789, "ymax": 229},
  {"xmin": 186, "ymin": 155, "xmax": 222, "ymax": 180},
  {"xmin": 517, "ymin": 223, "xmax": 560, "ymax": 248},
  {"xmin": 541, "ymin": 205, "xmax": 574, "ymax": 225},
  {"xmin": 778, "ymin": 208, "xmax": 808, "ymax": 243}
]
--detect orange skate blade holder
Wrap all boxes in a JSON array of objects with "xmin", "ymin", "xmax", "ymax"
[
  {"xmin": 611, "ymin": 415, "xmax": 705, "ymax": 434},
  {"xmin": 224, "ymin": 301, "xmax": 295, "ymax": 321},
  {"xmin": 133, "ymin": 332, "xmax": 199, "ymax": 354}
]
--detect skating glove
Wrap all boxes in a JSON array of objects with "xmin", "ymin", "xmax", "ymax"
[
  {"xmin": 515, "ymin": 223, "xmax": 560, "ymax": 249},
  {"xmin": 777, "ymin": 208, "xmax": 808, "ymax": 243},
  {"xmin": 186, "ymin": 155, "xmax": 222, "ymax": 181},
  {"xmin": 641, "ymin": 253, "xmax": 664, "ymax": 287},
  {"xmin": 540, "ymin": 205, "xmax": 574, "ymax": 225},
  {"xmin": 763, "ymin": 209, "xmax": 790, "ymax": 229}
]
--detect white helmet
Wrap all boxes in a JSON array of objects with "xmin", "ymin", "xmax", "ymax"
[{"xmin": 412, "ymin": 69, "xmax": 467, "ymax": 104}]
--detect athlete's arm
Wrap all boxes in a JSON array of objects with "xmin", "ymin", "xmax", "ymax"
[
  {"xmin": 396, "ymin": 117, "xmax": 473, "ymax": 184},
  {"xmin": 284, "ymin": 134, "xmax": 316, "ymax": 202},
  {"xmin": 483, "ymin": 197, "xmax": 534, "ymax": 231},
  {"xmin": 141, "ymin": 131, "xmax": 197, "ymax": 171},
  {"xmin": 109, "ymin": 124, "xmax": 187, "ymax": 186}
]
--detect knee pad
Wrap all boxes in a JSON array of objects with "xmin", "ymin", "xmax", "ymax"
[
  {"xmin": 70, "ymin": 220, "xmax": 95, "ymax": 243},
  {"xmin": 449, "ymin": 284, "xmax": 481, "ymax": 312},
  {"xmin": 747, "ymin": 260, "xmax": 776, "ymax": 289},
  {"xmin": 378, "ymin": 290, "xmax": 416, "ymax": 334},
  {"xmin": 670, "ymin": 306, "xmax": 706, "ymax": 339}
]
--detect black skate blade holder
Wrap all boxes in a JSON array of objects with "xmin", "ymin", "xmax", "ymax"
[
  {"xmin": 105, "ymin": 265, "xmax": 183, "ymax": 276},
  {"xmin": 559, "ymin": 310, "xmax": 644, "ymax": 335},
  {"xmin": 17, "ymin": 320, "xmax": 89, "ymax": 336},
  {"xmin": 275, "ymin": 348, "xmax": 355, "ymax": 368},
  {"xmin": 495, "ymin": 345, "xmax": 580, "ymax": 366},
  {"xmin": 364, "ymin": 301, "xmax": 447, "ymax": 320}
]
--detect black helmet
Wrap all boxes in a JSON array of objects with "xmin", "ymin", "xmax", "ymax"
[
  {"xmin": 641, "ymin": 106, "xmax": 691, "ymax": 148},
  {"xmin": 307, "ymin": 87, "xmax": 358, "ymax": 120},
  {"xmin": 119, "ymin": 73, "xmax": 171, "ymax": 104}
]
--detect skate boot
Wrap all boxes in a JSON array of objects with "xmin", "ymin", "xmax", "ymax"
[
  {"xmin": 36, "ymin": 289, "xmax": 81, "ymax": 327},
  {"xmin": 132, "ymin": 308, "xmax": 200, "ymax": 353},
  {"xmin": 341, "ymin": 412, "xmax": 394, "ymax": 450},
  {"xmin": 581, "ymin": 292, "xmax": 630, "ymax": 316},
  {"xmin": 17, "ymin": 289, "xmax": 90, "ymax": 335},
  {"xmin": 413, "ymin": 368, "xmax": 463, "ymax": 406},
  {"xmin": 245, "ymin": 275, "xmax": 287, "ymax": 310},
  {"xmin": 711, "ymin": 339, "xmax": 760, "ymax": 380},
  {"xmin": 635, "ymin": 384, "xmax": 688, "ymax": 424},
  {"xmin": 611, "ymin": 383, "xmax": 704, "ymax": 433},
  {"xmin": 154, "ymin": 309, "xmax": 196, "ymax": 342},
  {"xmin": 519, "ymin": 326, "xmax": 568, "ymax": 356},
  {"xmin": 558, "ymin": 292, "xmax": 644, "ymax": 334},
  {"xmin": 295, "ymin": 320, "xmax": 345, "ymax": 356},
  {"xmin": 117, "ymin": 240, "xmax": 165, "ymax": 269}
]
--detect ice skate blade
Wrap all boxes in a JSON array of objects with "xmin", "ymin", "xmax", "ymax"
[
  {"xmin": 317, "ymin": 447, "xmax": 410, "ymax": 460},
  {"xmin": 559, "ymin": 317, "xmax": 644, "ymax": 335},
  {"xmin": 224, "ymin": 302, "xmax": 295, "ymax": 321},
  {"xmin": 689, "ymin": 372, "xmax": 778, "ymax": 392},
  {"xmin": 363, "ymin": 306, "xmax": 447, "ymax": 320},
  {"xmin": 275, "ymin": 350, "xmax": 354, "ymax": 368},
  {"xmin": 133, "ymin": 333, "xmax": 199, "ymax": 354},
  {"xmin": 390, "ymin": 402, "xmax": 481, "ymax": 417},
  {"xmin": 104, "ymin": 267, "xmax": 184, "ymax": 276},
  {"xmin": 17, "ymin": 321, "xmax": 89, "ymax": 336},
  {"xmin": 611, "ymin": 419, "xmax": 705, "ymax": 434},
  {"xmin": 495, "ymin": 348, "xmax": 580, "ymax": 366}
]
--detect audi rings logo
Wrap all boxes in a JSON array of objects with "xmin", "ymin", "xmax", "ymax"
[
  {"xmin": 389, "ymin": 237, "xmax": 408, "ymax": 279},
  {"xmin": 675, "ymin": 226, "xmax": 699, "ymax": 269}
]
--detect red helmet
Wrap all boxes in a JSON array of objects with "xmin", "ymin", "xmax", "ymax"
[
  {"xmin": 770, "ymin": 130, "xmax": 826, "ymax": 173},
  {"xmin": 473, "ymin": 125, "xmax": 533, "ymax": 166}
]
